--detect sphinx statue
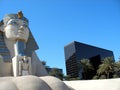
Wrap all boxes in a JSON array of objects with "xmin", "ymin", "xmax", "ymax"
[
  {"xmin": 0, "ymin": 11, "xmax": 48, "ymax": 77},
  {"xmin": 0, "ymin": 11, "xmax": 73, "ymax": 90}
]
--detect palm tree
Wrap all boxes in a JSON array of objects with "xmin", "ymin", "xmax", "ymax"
[
  {"xmin": 64, "ymin": 75, "xmax": 71, "ymax": 81},
  {"xmin": 49, "ymin": 68, "xmax": 64, "ymax": 80},
  {"xmin": 97, "ymin": 57, "xmax": 114, "ymax": 79},
  {"xmin": 79, "ymin": 59, "xmax": 94, "ymax": 79},
  {"xmin": 113, "ymin": 61, "xmax": 120, "ymax": 78}
]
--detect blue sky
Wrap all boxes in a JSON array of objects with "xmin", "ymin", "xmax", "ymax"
[{"xmin": 0, "ymin": 0, "xmax": 120, "ymax": 75}]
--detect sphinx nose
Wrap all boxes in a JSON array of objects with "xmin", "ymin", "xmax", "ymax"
[{"xmin": 19, "ymin": 26, "xmax": 24, "ymax": 31}]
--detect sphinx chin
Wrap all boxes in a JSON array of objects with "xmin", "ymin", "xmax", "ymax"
[{"xmin": 0, "ymin": 75, "xmax": 73, "ymax": 90}]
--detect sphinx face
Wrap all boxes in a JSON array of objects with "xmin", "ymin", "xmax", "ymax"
[{"xmin": 4, "ymin": 19, "xmax": 29, "ymax": 42}]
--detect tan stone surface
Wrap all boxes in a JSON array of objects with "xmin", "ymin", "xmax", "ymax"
[
  {"xmin": 64, "ymin": 78, "xmax": 120, "ymax": 90},
  {"xmin": 40, "ymin": 76, "xmax": 74, "ymax": 90},
  {"xmin": 0, "ymin": 55, "xmax": 12, "ymax": 76},
  {"xmin": 0, "ymin": 75, "xmax": 73, "ymax": 90}
]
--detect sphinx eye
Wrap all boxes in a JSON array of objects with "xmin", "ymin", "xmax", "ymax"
[
  {"xmin": 7, "ymin": 21, "xmax": 18, "ymax": 26},
  {"xmin": 11, "ymin": 21, "xmax": 18, "ymax": 25}
]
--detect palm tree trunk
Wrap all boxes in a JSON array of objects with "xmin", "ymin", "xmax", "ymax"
[
  {"xmin": 83, "ymin": 72, "xmax": 87, "ymax": 79},
  {"xmin": 107, "ymin": 73, "xmax": 109, "ymax": 79}
]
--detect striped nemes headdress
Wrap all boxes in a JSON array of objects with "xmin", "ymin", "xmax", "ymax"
[{"xmin": 3, "ymin": 11, "xmax": 28, "ymax": 27}]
